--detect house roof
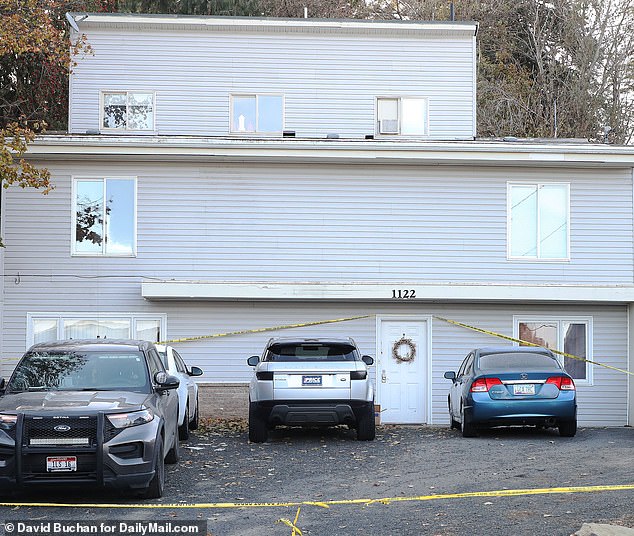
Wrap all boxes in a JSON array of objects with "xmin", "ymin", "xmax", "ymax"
[
  {"xmin": 68, "ymin": 13, "xmax": 478, "ymax": 38},
  {"xmin": 25, "ymin": 135, "xmax": 634, "ymax": 168}
]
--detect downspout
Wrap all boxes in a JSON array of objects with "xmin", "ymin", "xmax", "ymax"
[{"xmin": 627, "ymin": 166, "xmax": 634, "ymax": 427}]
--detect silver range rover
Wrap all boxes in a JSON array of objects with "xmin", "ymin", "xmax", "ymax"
[{"xmin": 246, "ymin": 337, "xmax": 375, "ymax": 442}]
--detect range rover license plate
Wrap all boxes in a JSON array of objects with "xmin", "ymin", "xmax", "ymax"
[
  {"xmin": 302, "ymin": 375, "xmax": 322, "ymax": 386},
  {"xmin": 46, "ymin": 455, "xmax": 77, "ymax": 472}
]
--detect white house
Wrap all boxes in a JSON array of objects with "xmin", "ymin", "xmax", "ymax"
[{"xmin": 2, "ymin": 14, "xmax": 634, "ymax": 426}]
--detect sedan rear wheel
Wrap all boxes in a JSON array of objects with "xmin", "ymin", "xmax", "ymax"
[
  {"xmin": 178, "ymin": 405, "xmax": 190, "ymax": 440},
  {"xmin": 189, "ymin": 394, "xmax": 200, "ymax": 431},
  {"xmin": 558, "ymin": 419, "xmax": 577, "ymax": 437},
  {"xmin": 461, "ymin": 404, "xmax": 477, "ymax": 438}
]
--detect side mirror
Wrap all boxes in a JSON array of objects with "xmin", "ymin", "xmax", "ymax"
[
  {"xmin": 154, "ymin": 371, "xmax": 180, "ymax": 391},
  {"xmin": 0, "ymin": 378, "xmax": 5, "ymax": 394},
  {"xmin": 361, "ymin": 355, "xmax": 374, "ymax": 366},
  {"xmin": 443, "ymin": 371, "xmax": 456, "ymax": 381},
  {"xmin": 188, "ymin": 366, "xmax": 203, "ymax": 377},
  {"xmin": 247, "ymin": 356, "xmax": 260, "ymax": 367}
]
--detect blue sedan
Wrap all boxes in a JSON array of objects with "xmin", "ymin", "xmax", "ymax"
[{"xmin": 444, "ymin": 346, "xmax": 577, "ymax": 437}]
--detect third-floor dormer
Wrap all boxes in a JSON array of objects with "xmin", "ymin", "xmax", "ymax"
[{"xmin": 68, "ymin": 14, "xmax": 477, "ymax": 140}]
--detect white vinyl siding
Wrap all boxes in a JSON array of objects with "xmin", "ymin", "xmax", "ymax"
[
  {"xmin": 5, "ymin": 162, "xmax": 630, "ymax": 283},
  {"xmin": 7, "ymin": 303, "xmax": 626, "ymax": 427},
  {"xmin": 70, "ymin": 28, "xmax": 475, "ymax": 139}
]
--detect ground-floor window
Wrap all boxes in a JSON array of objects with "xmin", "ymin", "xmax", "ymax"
[
  {"xmin": 513, "ymin": 316, "xmax": 592, "ymax": 384},
  {"xmin": 27, "ymin": 313, "xmax": 166, "ymax": 349}
]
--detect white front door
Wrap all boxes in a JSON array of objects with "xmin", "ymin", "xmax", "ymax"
[{"xmin": 377, "ymin": 318, "xmax": 429, "ymax": 424}]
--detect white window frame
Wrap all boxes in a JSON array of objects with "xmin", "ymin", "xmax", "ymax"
[
  {"xmin": 229, "ymin": 94, "xmax": 285, "ymax": 135},
  {"xmin": 507, "ymin": 182, "xmax": 570, "ymax": 261},
  {"xmin": 375, "ymin": 96, "xmax": 429, "ymax": 137},
  {"xmin": 26, "ymin": 313, "xmax": 167, "ymax": 350},
  {"xmin": 513, "ymin": 315, "xmax": 593, "ymax": 385},
  {"xmin": 100, "ymin": 90, "xmax": 156, "ymax": 133},
  {"xmin": 71, "ymin": 176, "xmax": 137, "ymax": 257}
]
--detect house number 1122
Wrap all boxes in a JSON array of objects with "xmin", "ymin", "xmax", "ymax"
[{"xmin": 391, "ymin": 289, "xmax": 416, "ymax": 299}]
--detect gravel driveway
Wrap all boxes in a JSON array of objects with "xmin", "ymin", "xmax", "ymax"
[{"xmin": 2, "ymin": 421, "xmax": 633, "ymax": 536}]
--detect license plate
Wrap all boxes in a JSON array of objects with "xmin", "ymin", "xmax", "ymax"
[
  {"xmin": 302, "ymin": 375, "xmax": 322, "ymax": 386},
  {"xmin": 46, "ymin": 456, "xmax": 77, "ymax": 472},
  {"xmin": 513, "ymin": 384, "xmax": 535, "ymax": 396}
]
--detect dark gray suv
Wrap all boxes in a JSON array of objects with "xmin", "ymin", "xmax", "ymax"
[{"xmin": 0, "ymin": 340, "xmax": 180, "ymax": 498}]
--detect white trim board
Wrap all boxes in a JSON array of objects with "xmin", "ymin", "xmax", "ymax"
[{"xmin": 141, "ymin": 281, "xmax": 634, "ymax": 303}]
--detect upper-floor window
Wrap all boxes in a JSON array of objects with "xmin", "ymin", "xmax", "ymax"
[
  {"xmin": 101, "ymin": 91, "xmax": 155, "ymax": 131},
  {"xmin": 230, "ymin": 94, "xmax": 283, "ymax": 134},
  {"xmin": 73, "ymin": 178, "xmax": 136, "ymax": 256},
  {"xmin": 508, "ymin": 183, "xmax": 569, "ymax": 260},
  {"xmin": 376, "ymin": 97, "xmax": 428, "ymax": 136},
  {"xmin": 515, "ymin": 317, "xmax": 591, "ymax": 383}
]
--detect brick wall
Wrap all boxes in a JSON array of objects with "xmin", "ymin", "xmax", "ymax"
[{"xmin": 198, "ymin": 383, "xmax": 249, "ymax": 420}]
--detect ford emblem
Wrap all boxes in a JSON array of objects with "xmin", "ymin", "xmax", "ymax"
[{"xmin": 54, "ymin": 425, "xmax": 71, "ymax": 432}]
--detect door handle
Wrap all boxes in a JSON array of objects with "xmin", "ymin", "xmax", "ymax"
[{"xmin": 381, "ymin": 369, "xmax": 387, "ymax": 383}]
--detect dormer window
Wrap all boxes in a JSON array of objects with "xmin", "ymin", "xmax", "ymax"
[
  {"xmin": 230, "ymin": 94, "xmax": 283, "ymax": 134},
  {"xmin": 376, "ymin": 97, "xmax": 428, "ymax": 136},
  {"xmin": 101, "ymin": 91, "xmax": 155, "ymax": 131}
]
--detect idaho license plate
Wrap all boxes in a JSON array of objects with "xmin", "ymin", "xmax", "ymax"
[
  {"xmin": 513, "ymin": 384, "xmax": 535, "ymax": 396},
  {"xmin": 46, "ymin": 455, "xmax": 77, "ymax": 472},
  {"xmin": 302, "ymin": 375, "xmax": 322, "ymax": 386}
]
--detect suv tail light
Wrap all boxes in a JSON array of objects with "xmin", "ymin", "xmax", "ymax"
[
  {"xmin": 546, "ymin": 376, "xmax": 575, "ymax": 390},
  {"xmin": 470, "ymin": 377, "xmax": 502, "ymax": 392},
  {"xmin": 350, "ymin": 371, "xmax": 367, "ymax": 380},
  {"xmin": 256, "ymin": 371, "xmax": 274, "ymax": 381}
]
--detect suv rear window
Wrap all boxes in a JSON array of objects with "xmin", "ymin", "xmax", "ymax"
[
  {"xmin": 478, "ymin": 352, "xmax": 561, "ymax": 371},
  {"xmin": 265, "ymin": 343, "xmax": 357, "ymax": 362}
]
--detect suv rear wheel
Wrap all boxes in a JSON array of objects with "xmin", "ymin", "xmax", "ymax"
[
  {"xmin": 248, "ymin": 402, "xmax": 268, "ymax": 443},
  {"xmin": 356, "ymin": 402, "xmax": 376, "ymax": 441}
]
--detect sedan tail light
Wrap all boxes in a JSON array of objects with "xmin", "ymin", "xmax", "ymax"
[
  {"xmin": 256, "ymin": 371, "xmax": 274, "ymax": 381},
  {"xmin": 350, "ymin": 371, "xmax": 367, "ymax": 380},
  {"xmin": 470, "ymin": 377, "xmax": 502, "ymax": 392},
  {"xmin": 546, "ymin": 376, "xmax": 575, "ymax": 390}
]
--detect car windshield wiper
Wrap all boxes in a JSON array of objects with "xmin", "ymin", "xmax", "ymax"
[{"xmin": 56, "ymin": 387, "xmax": 112, "ymax": 391}]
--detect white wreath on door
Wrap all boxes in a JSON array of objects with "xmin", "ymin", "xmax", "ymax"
[{"xmin": 392, "ymin": 337, "xmax": 416, "ymax": 363}]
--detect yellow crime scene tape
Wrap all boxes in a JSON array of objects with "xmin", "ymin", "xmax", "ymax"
[
  {"xmin": 159, "ymin": 312, "xmax": 632, "ymax": 377},
  {"xmin": 3, "ymin": 484, "xmax": 633, "ymax": 536},
  {"xmin": 1, "ymin": 483, "xmax": 632, "ymax": 509},
  {"xmin": 433, "ymin": 316, "xmax": 634, "ymax": 377},
  {"xmin": 159, "ymin": 315, "xmax": 372, "ymax": 345}
]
